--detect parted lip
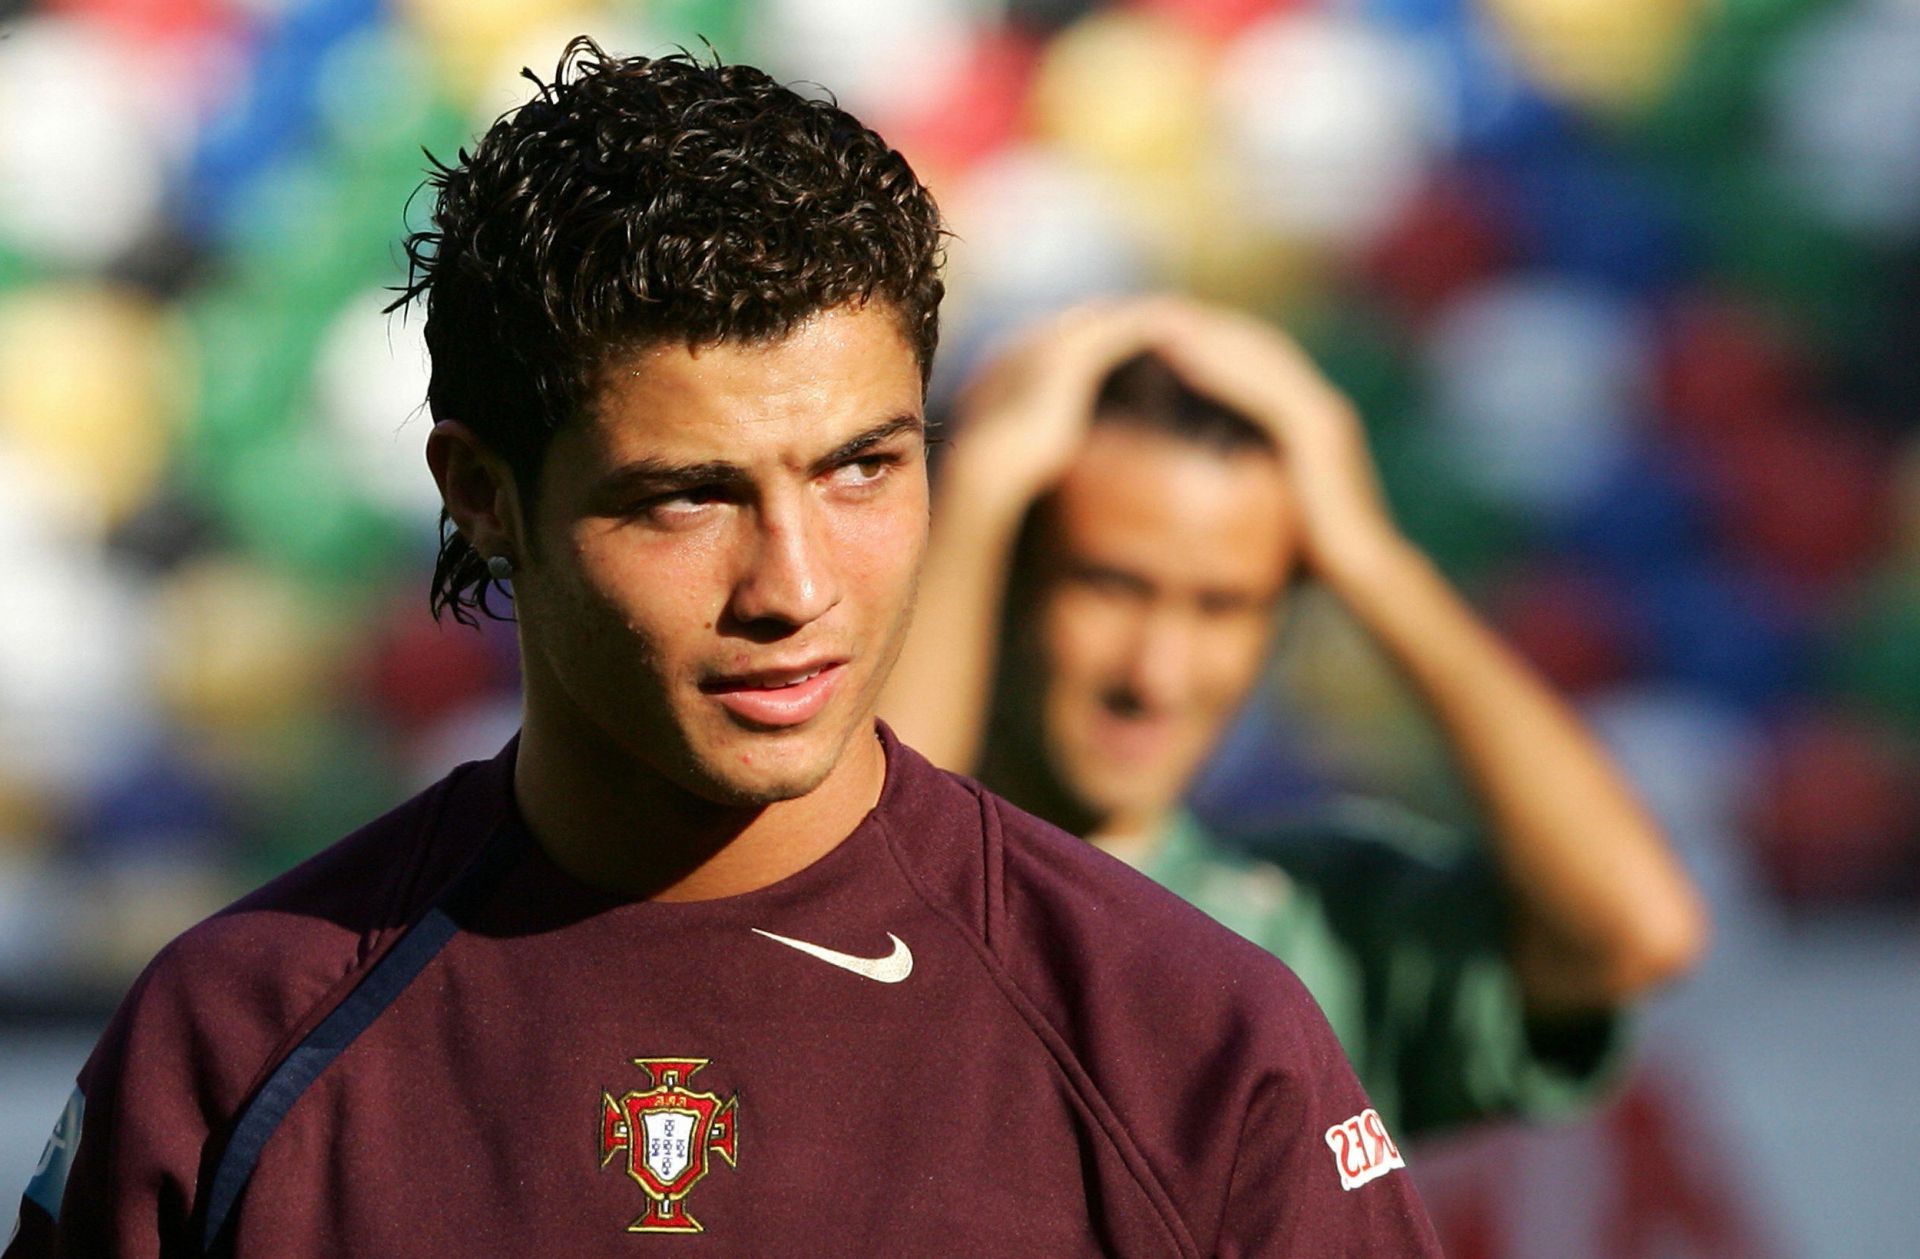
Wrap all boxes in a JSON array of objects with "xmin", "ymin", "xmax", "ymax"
[{"xmin": 698, "ymin": 657, "xmax": 847, "ymax": 693}]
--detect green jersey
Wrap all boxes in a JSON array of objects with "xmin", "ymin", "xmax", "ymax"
[{"xmin": 1141, "ymin": 800, "xmax": 1628, "ymax": 1140}]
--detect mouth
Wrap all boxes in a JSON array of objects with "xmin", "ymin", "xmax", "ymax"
[
  {"xmin": 1090, "ymin": 706, "xmax": 1180, "ymax": 764},
  {"xmin": 699, "ymin": 659, "xmax": 848, "ymax": 728}
]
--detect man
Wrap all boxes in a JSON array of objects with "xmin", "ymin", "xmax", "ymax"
[
  {"xmin": 883, "ymin": 298, "xmax": 1711, "ymax": 1139},
  {"xmin": 8, "ymin": 42, "xmax": 1441, "ymax": 1257}
]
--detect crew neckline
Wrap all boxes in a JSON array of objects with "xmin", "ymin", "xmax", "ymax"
[{"xmin": 474, "ymin": 722, "xmax": 909, "ymax": 931}]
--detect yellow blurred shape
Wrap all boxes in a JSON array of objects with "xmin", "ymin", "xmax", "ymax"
[
  {"xmin": 153, "ymin": 558, "xmax": 344, "ymax": 736},
  {"xmin": 398, "ymin": 0, "xmax": 600, "ymax": 103},
  {"xmin": 1031, "ymin": 11, "xmax": 1215, "ymax": 182},
  {"xmin": 1124, "ymin": 156, "xmax": 1325, "ymax": 308},
  {"xmin": 0, "ymin": 285, "xmax": 176, "ymax": 533},
  {"xmin": 1483, "ymin": 0, "xmax": 1710, "ymax": 114},
  {"xmin": 0, "ymin": 772, "xmax": 57, "ymax": 858}
]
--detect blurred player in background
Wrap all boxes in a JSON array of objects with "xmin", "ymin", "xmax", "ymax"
[
  {"xmin": 885, "ymin": 295, "xmax": 1712, "ymax": 1139},
  {"xmin": 8, "ymin": 41, "xmax": 1444, "ymax": 1258}
]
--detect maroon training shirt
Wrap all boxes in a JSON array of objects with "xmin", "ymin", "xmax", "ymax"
[{"xmin": 7, "ymin": 725, "xmax": 1440, "ymax": 1256}]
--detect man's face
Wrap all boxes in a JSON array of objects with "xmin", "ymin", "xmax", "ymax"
[
  {"xmin": 511, "ymin": 302, "xmax": 929, "ymax": 807},
  {"xmin": 1022, "ymin": 424, "xmax": 1296, "ymax": 830}
]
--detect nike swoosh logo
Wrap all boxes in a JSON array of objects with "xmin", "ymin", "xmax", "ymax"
[{"xmin": 750, "ymin": 929, "xmax": 914, "ymax": 984}]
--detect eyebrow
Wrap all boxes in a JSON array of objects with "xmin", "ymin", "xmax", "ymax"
[
  {"xmin": 810, "ymin": 414, "xmax": 925, "ymax": 472},
  {"xmin": 591, "ymin": 414, "xmax": 925, "ymax": 504}
]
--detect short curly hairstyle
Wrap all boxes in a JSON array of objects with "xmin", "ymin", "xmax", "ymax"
[{"xmin": 389, "ymin": 36, "xmax": 947, "ymax": 625}]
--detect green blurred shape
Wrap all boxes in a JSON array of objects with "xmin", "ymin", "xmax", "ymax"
[
  {"xmin": 1292, "ymin": 298, "xmax": 1419, "ymax": 439},
  {"xmin": 214, "ymin": 423, "xmax": 409, "ymax": 581},
  {"xmin": 180, "ymin": 292, "xmax": 319, "ymax": 469},
  {"xmin": 635, "ymin": 0, "xmax": 753, "ymax": 57},
  {"xmin": 239, "ymin": 716, "xmax": 406, "ymax": 879},
  {"xmin": 1826, "ymin": 566, "xmax": 1920, "ymax": 735},
  {"xmin": 1694, "ymin": 158, "xmax": 1897, "ymax": 354},
  {"xmin": 0, "ymin": 239, "xmax": 36, "ymax": 292},
  {"xmin": 315, "ymin": 26, "xmax": 441, "ymax": 167},
  {"xmin": 227, "ymin": 153, "xmax": 409, "ymax": 321},
  {"xmin": 1628, "ymin": 0, "xmax": 1833, "ymax": 160},
  {"xmin": 1371, "ymin": 423, "xmax": 1527, "ymax": 593}
]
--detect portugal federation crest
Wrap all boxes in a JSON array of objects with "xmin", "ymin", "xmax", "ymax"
[{"xmin": 600, "ymin": 1058, "xmax": 739, "ymax": 1233}]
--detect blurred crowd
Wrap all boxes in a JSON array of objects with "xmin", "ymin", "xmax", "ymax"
[{"xmin": 3, "ymin": 0, "xmax": 1919, "ymax": 1012}]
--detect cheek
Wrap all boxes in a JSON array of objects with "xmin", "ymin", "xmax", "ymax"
[
  {"xmin": 1195, "ymin": 618, "xmax": 1272, "ymax": 709},
  {"xmin": 559, "ymin": 527, "xmax": 722, "ymax": 655},
  {"xmin": 829, "ymin": 486, "xmax": 928, "ymax": 599},
  {"xmin": 1041, "ymin": 591, "xmax": 1130, "ymax": 699}
]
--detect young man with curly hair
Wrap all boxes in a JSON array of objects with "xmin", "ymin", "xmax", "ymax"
[{"xmin": 8, "ymin": 41, "xmax": 1441, "ymax": 1257}]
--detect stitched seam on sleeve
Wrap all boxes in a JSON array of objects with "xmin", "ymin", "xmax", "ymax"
[{"xmin": 874, "ymin": 783, "xmax": 1202, "ymax": 1259}]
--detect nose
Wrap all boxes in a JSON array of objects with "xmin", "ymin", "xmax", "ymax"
[
  {"xmin": 1116, "ymin": 608, "xmax": 1196, "ymax": 713},
  {"xmin": 725, "ymin": 495, "xmax": 840, "ymax": 635}
]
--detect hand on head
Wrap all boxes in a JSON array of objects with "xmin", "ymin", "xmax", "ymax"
[{"xmin": 952, "ymin": 295, "xmax": 1402, "ymax": 584}]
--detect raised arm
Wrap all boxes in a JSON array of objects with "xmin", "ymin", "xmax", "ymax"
[
  {"xmin": 882, "ymin": 302, "xmax": 1162, "ymax": 770},
  {"xmin": 1150, "ymin": 299, "xmax": 1710, "ymax": 1014}
]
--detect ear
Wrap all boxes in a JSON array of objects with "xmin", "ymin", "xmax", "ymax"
[{"xmin": 426, "ymin": 420, "xmax": 523, "ymax": 563}]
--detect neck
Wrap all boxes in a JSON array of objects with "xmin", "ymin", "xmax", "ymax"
[
  {"xmin": 1085, "ymin": 808, "xmax": 1175, "ymax": 869},
  {"xmin": 512, "ymin": 697, "xmax": 886, "ymax": 903}
]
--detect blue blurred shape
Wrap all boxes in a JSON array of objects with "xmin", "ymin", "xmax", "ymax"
[
  {"xmin": 1550, "ymin": 438, "xmax": 1713, "ymax": 574},
  {"xmin": 183, "ymin": 0, "xmax": 386, "ymax": 238},
  {"xmin": 1498, "ymin": 151, "xmax": 1694, "ymax": 292},
  {"xmin": 75, "ymin": 745, "xmax": 233, "ymax": 863},
  {"xmin": 1633, "ymin": 564, "xmax": 1810, "ymax": 709}
]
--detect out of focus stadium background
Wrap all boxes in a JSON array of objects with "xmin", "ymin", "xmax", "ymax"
[{"xmin": 1, "ymin": 0, "xmax": 1916, "ymax": 1253}]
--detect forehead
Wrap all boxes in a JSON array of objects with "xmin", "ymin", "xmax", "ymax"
[
  {"xmin": 1044, "ymin": 425, "xmax": 1295, "ymax": 593},
  {"xmin": 572, "ymin": 304, "xmax": 924, "ymax": 465}
]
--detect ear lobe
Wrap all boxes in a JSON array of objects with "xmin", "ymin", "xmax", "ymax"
[{"xmin": 426, "ymin": 419, "xmax": 519, "ymax": 560}]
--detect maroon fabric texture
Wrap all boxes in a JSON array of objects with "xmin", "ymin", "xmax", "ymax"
[{"xmin": 8, "ymin": 727, "xmax": 1440, "ymax": 1257}]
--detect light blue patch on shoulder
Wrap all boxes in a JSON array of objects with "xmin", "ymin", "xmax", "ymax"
[{"xmin": 24, "ymin": 1087, "xmax": 84, "ymax": 1223}]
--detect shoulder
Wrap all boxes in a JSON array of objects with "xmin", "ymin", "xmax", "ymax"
[
  {"xmin": 865, "ymin": 732, "xmax": 1430, "ymax": 1247},
  {"xmin": 96, "ymin": 750, "xmax": 508, "ymax": 1105},
  {"xmin": 987, "ymin": 789, "xmax": 1331, "ymax": 1051},
  {"xmin": 874, "ymin": 732, "xmax": 1328, "ymax": 1048}
]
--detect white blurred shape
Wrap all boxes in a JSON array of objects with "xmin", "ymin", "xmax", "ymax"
[
  {"xmin": 0, "ymin": 18, "xmax": 171, "ymax": 267},
  {"xmin": 1425, "ymin": 276, "xmax": 1645, "ymax": 516},
  {"xmin": 938, "ymin": 146, "xmax": 1151, "ymax": 397},
  {"xmin": 750, "ymin": 0, "xmax": 975, "ymax": 123},
  {"xmin": 312, "ymin": 295, "xmax": 443, "ymax": 520},
  {"xmin": 0, "ymin": 464, "xmax": 157, "ymax": 794},
  {"xmin": 1582, "ymin": 684, "xmax": 1771, "ymax": 955},
  {"xmin": 944, "ymin": 146, "xmax": 1148, "ymax": 317},
  {"xmin": 1215, "ymin": 12, "xmax": 1448, "ymax": 247},
  {"xmin": 1767, "ymin": 0, "xmax": 1920, "ymax": 241}
]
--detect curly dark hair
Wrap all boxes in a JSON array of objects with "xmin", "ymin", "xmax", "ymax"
[{"xmin": 389, "ymin": 36, "xmax": 947, "ymax": 625}]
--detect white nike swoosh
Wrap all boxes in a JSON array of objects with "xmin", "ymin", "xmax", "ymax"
[{"xmin": 750, "ymin": 928, "xmax": 914, "ymax": 984}]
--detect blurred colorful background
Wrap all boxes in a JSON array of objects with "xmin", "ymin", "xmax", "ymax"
[{"xmin": 1, "ymin": 0, "xmax": 1916, "ymax": 1254}]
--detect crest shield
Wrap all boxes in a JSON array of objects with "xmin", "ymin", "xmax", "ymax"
[{"xmin": 600, "ymin": 1058, "xmax": 739, "ymax": 1233}]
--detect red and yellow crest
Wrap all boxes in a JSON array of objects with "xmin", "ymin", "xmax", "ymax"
[{"xmin": 599, "ymin": 1058, "xmax": 739, "ymax": 1233}]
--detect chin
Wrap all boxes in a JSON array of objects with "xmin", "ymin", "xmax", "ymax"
[
  {"xmin": 678, "ymin": 726, "xmax": 845, "ymax": 808},
  {"xmin": 1063, "ymin": 763, "xmax": 1189, "ymax": 830}
]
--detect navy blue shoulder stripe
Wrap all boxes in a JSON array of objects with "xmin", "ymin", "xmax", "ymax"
[{"xmin": 198, "ymin": 818, "xmax": 520, "ymax": 1256}]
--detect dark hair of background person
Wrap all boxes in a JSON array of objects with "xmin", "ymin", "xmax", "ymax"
[
  {"xmin": 388, "ymin": 35, "xmax": 948, "ymax": 626},
  {"xmin": 1091, "ymin": 351, "xmax": 1277, "ymax": 456}
]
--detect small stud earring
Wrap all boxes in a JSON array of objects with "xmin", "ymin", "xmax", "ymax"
[{"xmin": 486, "ymin": 554, "xmax": 514, "ymax": 581}]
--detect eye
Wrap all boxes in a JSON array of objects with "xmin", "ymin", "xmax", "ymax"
[
  {"xmin": 830, "ymin": 455, "xmax": 893, "ymax": 487},
  {"xmin": 640, "ymin": 485, "xmax": 728, "ymax": 522},
  {"xmin": 1071, "ymin": 567, "xmax": 1151, "ymax": 601}
]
